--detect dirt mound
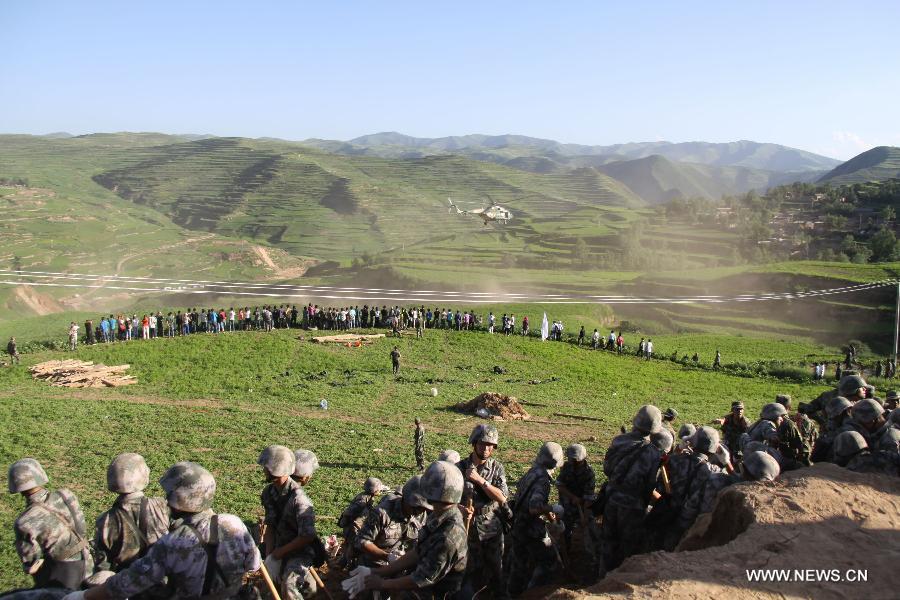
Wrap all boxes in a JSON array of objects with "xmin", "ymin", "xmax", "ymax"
[
  {"xmin": 554, "ymin": 463, "xmax": 900, "ymax": 599},
  {"xmin": 455, "ymin": 391, "xmax": 530, "ymax": 420}
]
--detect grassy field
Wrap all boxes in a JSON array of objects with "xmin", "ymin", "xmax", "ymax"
[{"xmin": 0, "ymin": 323, "xmax": 840, "ymax": 588}]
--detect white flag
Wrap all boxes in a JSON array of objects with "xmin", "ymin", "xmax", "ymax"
[{"xmin": 541, "ymin": 312, "xmax": 549, "ymax": 341}]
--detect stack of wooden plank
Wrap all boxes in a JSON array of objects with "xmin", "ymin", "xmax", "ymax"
[
  {"xmin": 30, "ymin": 359, "xmax": 137, "ymax": 388},
  {"xmin": 310, "ymin": 333, "xmax": 385, "ymax": 344}
]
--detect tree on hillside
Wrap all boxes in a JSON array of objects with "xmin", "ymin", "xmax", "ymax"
[
  {"xmin": 571, "ymin": 237, "xmax": 589, "ymax": 267},
  {"xmin": 870, "ymin": 227, "xmax": 899, "ymax": 262},
  {"xmin": 879, "ymin": 205, "xmax": 896, "ymax": 225}
]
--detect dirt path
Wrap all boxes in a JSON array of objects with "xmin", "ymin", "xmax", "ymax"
[{"xmin": 252, "ymin": 244, "xmax": 311, "ymax": 279}]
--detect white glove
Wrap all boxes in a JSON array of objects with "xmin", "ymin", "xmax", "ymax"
[
  {"xmin": 62, "ymin": 592, "xmax": 85, "ymax": 600},
  {"xmin": 349, "ymin": 565, "xmax": 371, "ymax": 578},
  {"xmin": 263, "ymin": 554, "xmax": 282, "ymax": 583},
  {"xmin": 387, "ymin": 548, "xmax": 405, "ymax": 562},
  {"xmin": 342, "ymin": 565, "xmax": 371, "ymax": 598},
  {"xmin": 714, "ymin": 444, "xmax": 731, "ymax": 466}
]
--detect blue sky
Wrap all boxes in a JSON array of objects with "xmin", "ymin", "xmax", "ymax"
[{"xmin": 1, "ymin": 1, "xmax": 897, "ymax": 159}]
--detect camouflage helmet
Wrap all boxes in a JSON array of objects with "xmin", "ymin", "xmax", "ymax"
[
  {"xmin": 691, "ymin": 426, "xmax": 721, "ymax": 454},
  {"xmin": 741, "ymin": 451, "xmax": 780, "ymax": 482},
  {"xmin": 678, "ymin": 423, "xmax": 697, "ymax": 439},
  {"xmin": 7, "ymin": 458, "xmax": 49, "ymax": 494},
  {"xmin": 760, "ymin": 403, "xmax": 788, "ymax": 421},
  {"xmin": 826, "ymin": 396, "xmax": 853, "ymax": 419},
  {"xmin": 401, "ymin": 474, "xmax": 431, "ymax": 509},
  {"xmin": 651, "ymin": 430, "xmax": 674, "ymax": 453},
  {"xmin": 742, "ymin": 440, "xmax": 770, "ymax": 454},
  {"xmin": 293, "ymin": 449, "xmax": 319, "ymax": 478},
  {"xmin": 566, "ymin": 443, "xmax": 587, "ymax": 461},
  {"xmin": 257, "ymin": 445, "xmax": 295, "ymax": 478},
  {"xmin": 632, "ymin": 405, "xmax": 663, "ymax": 434},
  {"xmin": 364, "ymin": 476, "xmax": 390, "ymax": 495},
  {"xmin": 159, "ymin": 461, "xmax": 216, "ymax": 512},
  {"xmin": 878, "ymin": 428, "xmax": 900, "ymax": 452},
  {"xmin": 107, "ymin": 453, "xmax": 150, "ymax": 494},
  {"xmin": 851, "ymin": 399, "xmax": 883, "ymax": 424},
  {"xmin": 420, "ymin": 460, "xmax": 464, "ymax": 505},
  {"xmin": 663, "ymin": 407, "xmax": 678, "ymax": 421},
  {"xmin": 535, "ymin": 441, "xmax": 564, "ymax": 469},
  {"xmin": 437, "ymin": 449, "xmax": 461, "ymax": 464},
  {"xmin": 775, "ymin": 394, "xmax": 792, "ymax": 408},
  {"xmin": 469, "ymin": 424, "xmax": 499, "ymax": 446},
  {"xmin": 838, "ymin": 374, "xmax": 867, "ymax": 396},
  {"xmin": 833, "ymin": 431, "xmax": 868, "ymax": 459}
]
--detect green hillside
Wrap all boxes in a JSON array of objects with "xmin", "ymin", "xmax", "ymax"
[
  {"xmin": 337, "ymin": 133, "xmax": 840, "ymax": 172},
  {"xmin": 0, "ymin": 135, "xmax": 313, "ymax": 317},
  {"xmin": 593, "ymin": 155, "xmax": 810, "ymax": 204},
  {"xmin": 87, "ymin": 136, "xmax": 644, "ymax": 263},
  {"xmin": 818, "ymin": 146, "xmax": 900, "ymax": 185}
]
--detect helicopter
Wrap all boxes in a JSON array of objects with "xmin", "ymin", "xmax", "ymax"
[{"xmin": 447, "ymin": 198, "xmax": 513, "ymax": 225}]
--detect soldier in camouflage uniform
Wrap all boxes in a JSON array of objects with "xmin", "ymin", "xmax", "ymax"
[
  {"xmin": 365, "ymin": 461, "xmax": 468, "ymax": 598},
  {"xmin": 774, "ymin": 395, "xmax": 817, "ymax": 469},
  {"xmin": 93, "ymin": 454, "xmax": 170, "ymax": 573},
  {"xmin": 414, "ymin": 417, "xmax": 426, "ymax": 471},
  {"xmin": 508, "ymin": 442, "xmax": 564, "ymax": 597},
  {"xmin": 742, "ymin": 403, "xmax": 787, "ymax": 460},
  {"xmin": 712, "ymin": 401, "xmax": 749, "ymax": 467},
  {"xmin": 801, "ymin": 375, "xmax": 868, "ymax": 428},
  {"xmin": 661, "ymin": 408, "xmax": 678, "ymax": 439},
  {"xmin": 338, "ymin": 477, "xmax": 391, "ymax": 568},
  {"xmin": 811, "ymin": 396, "xmax": 853, "ymax": 463},
  {"xmin": 655, "ymin": 427, "xmax": 729, "ymax": 551},
  {"xmin": 556, "ymin": 444, "xmax": 595, "ymax": 552},
  {"xmin": 835, "ymin": 399, "xmax": 885, "ymax": 449},
  {"xmin": 455, "ymin": 424, "xmax": 509, "ymax": 599},
  {"xmin": 832, "ymin": 431, "xmax": 900, "ymax": 475},
  {"xmin": 8, "ymin": 458, "xmax": 94, "ymax": 589},
  {"xmin": 258, "ymin": 446, "xmax": 319, "ymax": 600},
  {"xmin": 65, "ymin": 461, "xmax": 260, "ymax": 600},
  {"xmin": 291, "ymin": 449, "xmax": 319, "ymax": 487},
  {"xmin": 356, "ymin": 474, "xmax": 427, "ymax": 568},
  {"xmin": 599, "ymin": 406, "xmax": 664, "ymax": 576}
]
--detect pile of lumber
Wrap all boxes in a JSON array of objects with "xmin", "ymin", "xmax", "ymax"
[
  {"xmin": 311, "ymin": 333, "xmax": 385, "ymax": 344},
  {"xmin": 30, "ymin": 359, "xmax": 137, "ymax": 388}
]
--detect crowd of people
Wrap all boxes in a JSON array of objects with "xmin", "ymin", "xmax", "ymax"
[
  {"xmin": 1, "ymin": 303, "xmax": 891, "ymax": 386},
  {"xmin": 6, "ymin": 368, "xmax": 898, "ymax": 599}
]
